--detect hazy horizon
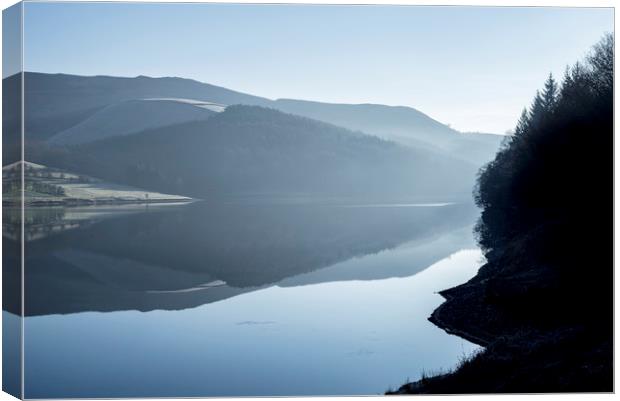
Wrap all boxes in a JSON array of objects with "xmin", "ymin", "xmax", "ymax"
[{"xmin": 20, "ymin": 3, "xmax": 613, "ymax": 134}]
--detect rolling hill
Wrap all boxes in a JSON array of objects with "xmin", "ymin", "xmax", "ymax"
[
  {"xmin": 49, "ymin": 98, "xmax": 219, "ymax": 145},
  {"xmin": 6, "ymin": 72, "xmax": 502, "ymax": 164},
  {"xmin": 2, "ymin": 72, "xmax": 505, "ymax": 201},
  {"xmin": 273, "ymin": 98, "xmax": 504, "ymax": 163},
  {"xmin": 31, "ymin": 105, "xmax": 479, "ymax": 200}
]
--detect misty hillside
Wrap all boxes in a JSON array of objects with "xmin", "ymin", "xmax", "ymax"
[
  {"xmin": 273, "ymin": 99, "xmax": 504, "ymax": 164},
  {"xmin": 6, "ymin": 72, "xmax": 501, "ymax": 164},
  {"xmin": 31, "ymin": 105, "xmax": 478, "ymax": 200},
  {"xmin": 2, "ymin": 72, "xmax": 500, "ymax": 200},
  {"xmin": 274, "ymin": 99, "xmax": 454, "ymax": 142},
  {"xmin": 49, "ymin": 99, "xmax": 218, "ymax": 145},
  {"xmin": 0, "ymin": 72, "xmax": 268, "ymax": 143}
]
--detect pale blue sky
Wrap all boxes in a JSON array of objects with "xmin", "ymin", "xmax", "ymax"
[{"xmin": 22, "ymin": 2, "xmax": 613, "ymax": 133}]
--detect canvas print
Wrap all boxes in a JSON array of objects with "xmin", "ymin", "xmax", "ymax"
[{"xmin": 2, "ymin": 1, "xmax": 614, "ymax": 398}]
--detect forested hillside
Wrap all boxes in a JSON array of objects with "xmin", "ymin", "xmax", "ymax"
[{"xmin": 28, "ymin": 105, "xmax": 478, "ymax": 200}]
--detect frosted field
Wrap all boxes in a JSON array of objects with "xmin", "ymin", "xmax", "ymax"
[{"xmin": 61, "ymin": 182, "xmax": 192, "ymax": 201}]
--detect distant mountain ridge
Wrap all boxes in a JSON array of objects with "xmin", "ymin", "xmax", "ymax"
[
  {"xmin": 272, "ymin": 98, "xmax": 504, "ymax": 163},
  {"xmin": 4, "ymin": 72, "xmax": 502, "ymax": 164},
  {"xmin": 273, "ymin": 98, "xmax": 458, "ymax": 145},
  {"xmin": 2, "ymin": 72, "xmax": 504, "ymax": 200}
]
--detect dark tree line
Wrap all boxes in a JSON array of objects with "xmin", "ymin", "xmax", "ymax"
[{"xmin": 473, "ymin": 33, "xmax": 613, "ymax": 318}]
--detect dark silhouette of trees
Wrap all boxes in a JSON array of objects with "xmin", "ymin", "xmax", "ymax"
[
  {"xmin": 389, "ymin": 34, "xmax": 613, "ymax": 394},
  {"xmin": 473, "ymin": 33, "xmax": 613, "ymax": 323}
]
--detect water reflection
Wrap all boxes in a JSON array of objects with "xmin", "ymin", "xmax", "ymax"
[
  {"xmin": 8, "ymin": 200, "xmax": 484, "ymax": 397},
  {"xmin": 9, "ymin": 200, "xmax": 478, "ymax": 316},
  {"xmin": 23, "ymin": 247, "xmax": 483, "ymax": 398}
]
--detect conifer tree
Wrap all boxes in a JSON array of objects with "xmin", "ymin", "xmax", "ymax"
[
  {"xmin": 588, "ymin": 32, "xmax": 613, "ymax": 92},
  {"xmin": 541, "ymin": 73, "xmax": 558, "ymax": 111},
  {"xmin": 528, "ymin": 90, "xmax": 545, "ymax": 128},
  {"xmin": 514, "ymin": 108, "xmax": 530, "ymax": 136}
]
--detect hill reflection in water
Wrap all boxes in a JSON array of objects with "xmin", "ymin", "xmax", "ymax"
[{"xmin": 5, "ymin": 200, "xmax": 479, "ymax": 316}]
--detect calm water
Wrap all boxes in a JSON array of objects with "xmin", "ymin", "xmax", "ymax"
[{"xmin": 5, "ymin": 200, "xmax": 484, "ymax": 398}]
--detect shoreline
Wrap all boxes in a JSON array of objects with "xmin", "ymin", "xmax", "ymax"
[
  {"xmin": 428, "ymin": 291, "xmax": 491, "ymax": 348},
  {"xmin": 388, "ymin": 248, "xmax": 613, "ymax": 394},
  {"xmin": 3, "ymin": 197, "xmax": 194, "ymax": 207}
]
